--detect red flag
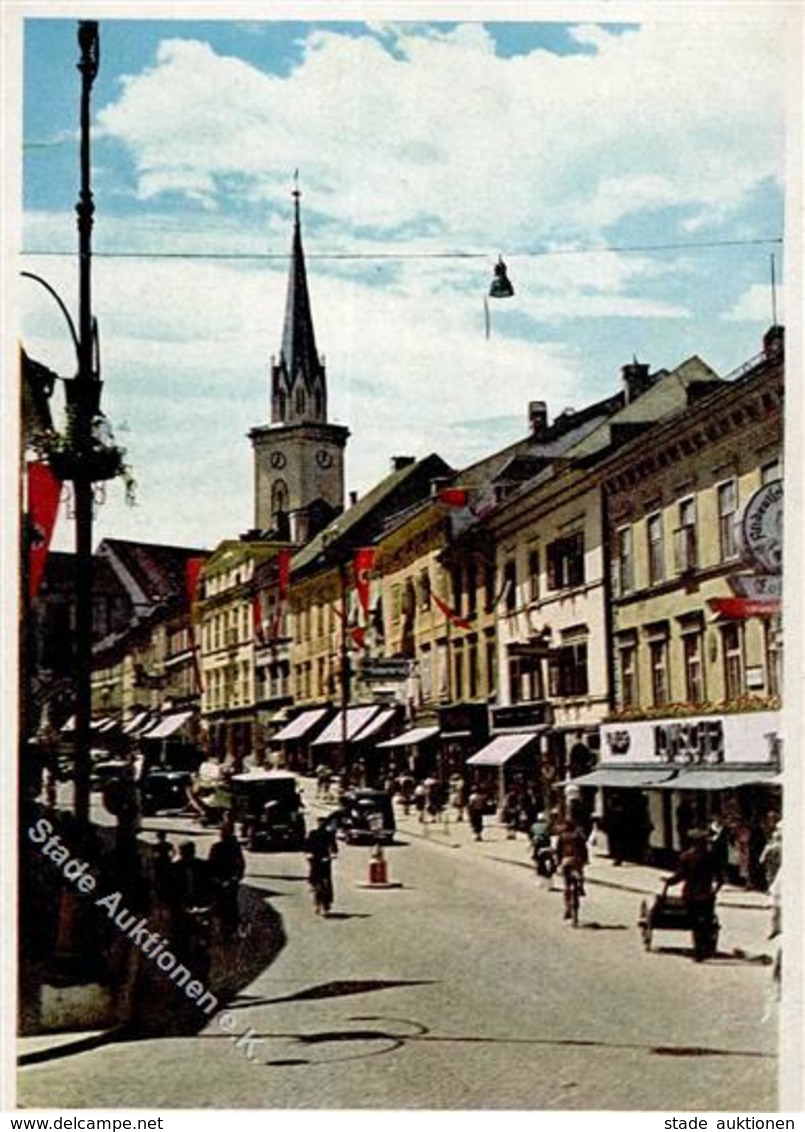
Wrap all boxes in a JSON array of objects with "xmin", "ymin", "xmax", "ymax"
[
  {"xmin": 185, "ymin": 557, "xmax": 205, "ymax": 605},
  {"xmin": 708, "ymin": 596, "xmax": 780, "ymax": 619},
  {"xmin": 432, "ymin": 591, "xmax": 474, "ymax": 631},
  {"xmin": 252, "ymin": 592, "xmax": 266, "ymax": 645},
  {"xmin": 185, "ymin": 557, "xmax": 206, "ymax": 694},
  {"xmin": 353, "ymin": 547, "xmax": 375, "ymax": 615},
  {"xmin": 277, "ymin": 548, "xmax": 291, "ymax": 599},
  {"xmin": 438, "ymin": 487, "xmax": 469, "ymax": 508},
  {"xmin": 27, "ymin": 462, "xmax": 62, "ymax": 599}
]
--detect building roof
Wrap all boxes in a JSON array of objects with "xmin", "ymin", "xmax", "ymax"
[
  {"xmin": 96, "ymin": 538, "xmax": 208, "ymax": 608},
  {"xmin": 278, "ymin": 189, "xmax": 321, "ymax": 395},
  {"xmin": 292, "ymin": 452, "xmax": 454, "ymax": 575}
]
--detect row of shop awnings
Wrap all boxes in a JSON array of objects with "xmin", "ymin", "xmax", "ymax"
[
  {"xmin": 570, "ymin": 765, "xmax": 781, "ymax": 791},
  {"xmin": 61, "ymin": 710, "xmax": 194, "ymax": 740}
]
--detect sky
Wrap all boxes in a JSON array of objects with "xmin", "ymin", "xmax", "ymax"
[{"xmin": 13, "ymin": 7, "xmax": 792, "ymax": 553}]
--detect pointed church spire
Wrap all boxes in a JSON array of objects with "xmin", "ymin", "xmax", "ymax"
[{"xmin": 273, "ymin": 176, "xmax": 325, "ymax": 423}]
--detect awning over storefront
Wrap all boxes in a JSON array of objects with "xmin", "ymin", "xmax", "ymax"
[
  {"xmin": 122, "ymin": 711, "xmax": 150, "ymax": 736},
  {"xmin": 376, "ymin": 726, "xmax": 440, "ymax": 749},
  {"xmin": 352, "ymin": 708, "xmax": 397, "ymax": 744},
  {"xmin": 143, "ymin": 711, "xmax": 194, "ymax": 740},
  {"xmin": 273, "ymin": 708, "xmax": 330, "ymax": 742},
  {"xmin": 568, "ymin": 767, "xmax": 678, "ymax": 789},
  {"xmin": 466, "ymin": 732, "xmax": 537, "ymax": 768},
  {"xmin": 61, "ymin": 716, "xmax": 116, "ymax": 733},
  {"xmin": 661, "ymin": 766, "xmax": 780, "ymax": 791},
  {"xmin": 311, "ymin": 705, "xmax": 381, "ymax": 747}
]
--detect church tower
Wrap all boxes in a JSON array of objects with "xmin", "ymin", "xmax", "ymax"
[{"xmin": 250, "ymin": 185, "xmax": 349, "ymax": 543}]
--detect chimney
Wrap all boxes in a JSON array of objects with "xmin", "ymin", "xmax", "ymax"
[
  {"xmin": 349, "ymin": 490, "xmax": 358, "ymax": 507},
  {"xmin": 528, "ymin": 400, "xmax": 548, "ymax": 436},
  {"xmin": 390, "ymin": 455, "xmax": 415, "ymax": 472},
  {"xmin": 763, "ymin": 324, "xmax": 784, "ymax": 359},
  {"xmin": 622, "ymin": 359, "xmax": 652, "ymax": 403}
]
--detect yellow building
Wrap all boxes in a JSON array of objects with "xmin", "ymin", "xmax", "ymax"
[{"xmin": 594, "ymin": 327, "xmax": 784, "ymax": 865}]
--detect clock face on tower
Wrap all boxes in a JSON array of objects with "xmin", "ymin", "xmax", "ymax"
[
  {"xmin": 270, "ymin": 452, "xmax": 286, "ymax": 469},
  {"xmin": 316, "ymin": 449, "xmax": 334, "ymax": 469}
]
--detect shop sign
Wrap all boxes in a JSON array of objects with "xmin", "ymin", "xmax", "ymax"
[
  {"xmin": 357, "ymin": 658, "xmax": 413, "ymax": 682},
  {"xmin": 738, "ymin": 479, "xmax": 783, "ymax": 574},
  {"xmin": 490, "ymin": 702, "xmax": 550, "ymax": 732},
  {"xmin": 601, "ymin": 710, "xmax": 780, "ymax": 768}
]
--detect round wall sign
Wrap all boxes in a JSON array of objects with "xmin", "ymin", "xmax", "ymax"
[{"xmin": 739, "ymin": 478, "xmax": 783, "ymax": 574}]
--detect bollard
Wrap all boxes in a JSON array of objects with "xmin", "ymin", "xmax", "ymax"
[{"xmin": 368, "ymin": 842, "xmax": 388, "ymax": 886}]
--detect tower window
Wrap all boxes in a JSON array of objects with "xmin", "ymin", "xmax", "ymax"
[{"xmin": 296, "ymin": 388, "xmax": 305, "ymax": 415}]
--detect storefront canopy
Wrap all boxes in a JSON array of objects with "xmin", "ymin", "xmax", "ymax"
[
  {"xmin": 273, "ymin": 708, "xmax": 330, "ymax": 742},
  {"xmin": 122, "ymin": 711, "xmax": 150, "ymax": 736},
  {"xmin": 569, "ymin": 767, "xmax": 678, "ymax": 789},
  {"xmin": 466, "ymin": 732, "xmax": 537, "ymax": 768},
  {"xmin": 661, "ymin": 766, "xmax": 780, "ymax": 791},
  {"xmin": 352, "ymin": 708, "xmax": 397, "ymax": 744},
  {"xmin": 376, "ymin": 726, "xmax": 440, "ymax": 749},
  {"xmin": 143, "ymin": 711, "xmax": 194, "ymax": 740},
  {"xmin": 311, "ymin": 705, "xmax": 381, "ymax": 747}
]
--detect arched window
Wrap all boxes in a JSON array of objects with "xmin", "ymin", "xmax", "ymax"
[
  {"xmin": 277, "ymin": 389, "xmax": 287, "ymax": 420},
  {"xmin": 314, "ymin": 388, "xmax": 323, "ymax": 418},
  {"xmin": 295, "ymin": 387, "xmax": 305, "ymax": 415},
  {"xmin": 271, "ymin": 479, "xmax": 289, "ymax": 521}
]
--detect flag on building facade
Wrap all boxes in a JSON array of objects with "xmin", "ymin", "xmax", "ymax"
[
  {"xmin": 27, "ymin": 461, "xmax": 62, "ymax": 600},
  {"xmin": 185, "ymin": 556, "xmax": 206, "ymax": 694}
]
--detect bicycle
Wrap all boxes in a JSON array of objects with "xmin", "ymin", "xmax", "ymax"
[{"xmin": 562, "ymin": 863, "xmax": 584, "ymax": 927}]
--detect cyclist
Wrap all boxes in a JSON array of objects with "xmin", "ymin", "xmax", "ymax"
[
  {"xmin": 305, "ymin": 816, "xmax": 338, "ymax": 915},
  {"xmin": 554, "ymin": 818, "xmax": 588, "ymax": 922}
]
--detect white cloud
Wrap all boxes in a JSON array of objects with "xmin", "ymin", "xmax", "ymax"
[
  {"xmin": 95, "ymin": 19, "xmax": 785, "ymax": 245},
  {"xmin": 723, "ymin": 283, "xmax": 784, "ymax": 323}
]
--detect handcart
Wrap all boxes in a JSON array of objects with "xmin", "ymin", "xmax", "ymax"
[{"xmin": 637, "ymin": 888, "xmax": 719, "ymax": 958}]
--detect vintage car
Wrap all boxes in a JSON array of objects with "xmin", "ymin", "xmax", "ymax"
[
  {"xmin": 230, "ymin": 769, "xmax": 306, "ymax": 851},
  {"xmin": 139, "ymin": 768, "xmax": 194, "ymax": 816},
  {"xmin": 335, "ymin": 788, "xmax": 396, "ymax": 844}
]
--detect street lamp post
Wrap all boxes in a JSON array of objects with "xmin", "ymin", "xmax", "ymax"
[{"xmin": 71, "ymin": 20, "xmax": 101, "ymax": 827}]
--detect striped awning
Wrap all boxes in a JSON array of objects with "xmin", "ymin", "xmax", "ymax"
[
  {"xmin": 466, "ymin": 732, "xmax": 537, "ymax": 768},
  {"xmin": 352, "ymin": 708, "xmax": 397, "ymax": 744},
  {"xmin": 143, "ymin": 711, "xmax": 194, "ymax": 740},
  {"xmin": 311, "ymin": 706, "xmax": 381, "ymax": 747},
  {"xmin": 376, "ymin": 726, "xmax": 440, "ymax": 749},
  {"xmin": 273, "ymin": 708, "xmax": 330, "ymax": 742}
]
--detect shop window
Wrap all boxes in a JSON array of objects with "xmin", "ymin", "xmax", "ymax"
[
  {"xmin": 549, "ymin": 641, "xmax": 588, "ymax": 698},
  {"xmin": 674, "ymin": 497, "xmax": 698, "ymax": 573},
  {"xmin": 722, "ymin": 623, "xmax": 744, "ymax": 701},
  {"xmin": 683, "ymin": 631, "xmax": 705, "ymax": 703},
  {"xmin": 650, "ymin": 638, "xmax": 670, "ymax": 706},
  {"xmin": 717, "ymin": 480, "xmax": 738, "ymax": 562},
  {"xmin": 616, "ymin": 526, "xmax": 634, "ymax": 594},
  {"xmin": 547, "ymin": 531, "xmax": 585, "ymax": 590},
  {"xmin": 647, "ymin": 513, "xmax": 665, "ymax": 585}
]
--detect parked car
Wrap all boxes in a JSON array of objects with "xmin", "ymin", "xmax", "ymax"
[
  {"xmin": 139, "ymin": 768, "xmax": 194, "ymax": 815},
  {"xmin": 230, "ymin": 769, "xmax": 306, "ymax": 851},
  {"xmin": 336, "ymin": 788, "xmax": 396, "ymax": 844}
]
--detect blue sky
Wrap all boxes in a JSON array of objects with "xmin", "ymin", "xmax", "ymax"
[{"xmin": 16, "ymin": 11, "xmax": 789, "ymax": 552}]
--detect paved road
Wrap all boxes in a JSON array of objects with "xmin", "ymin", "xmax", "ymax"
[{"xmin": 17, "ymin": 806, "xmax": 777, "ymax": 1111}]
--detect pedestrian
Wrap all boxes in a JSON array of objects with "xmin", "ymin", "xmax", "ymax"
[
  {"xmin": 413, "ymin": 781, "xmax": 428, "ymax": 823},
  {"xmin": 663, "ymin": 829, "xmax": 722, "ymax": 961},
  {"xmin": 151, "ymin": 829, "xmax": 175, "ymax": 905},
  {"xmin": 467, "ymin": 788, "xmax": 486, "ymax": 841},
  {"xmin": 606, "ymin": 796, "xmax": 627, "ymax": 866},
  {"xmin": 167, "ymin": 841, "xmax": 212, "ymax": 969},
  {"xmin": 305, "ymin": 816, "xmax": 338, "ymax": 915},
  {"xmin": 675, "ymin": 797, "xmax": 696, "ymax": 852},
  {"xmin": 208, "ymin": 818, "xmax": 246, "ymax": 939},
  {"xmin": 501, "ymin": 789, "xmax": 520, "ymax": 839},
  {"xmin": 529, "ymin": 811, "xmax": 555, "ymax": 887},
  {"xmin": 449, "ymin": 774, "xmax": 466, "ymax": 822}
]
